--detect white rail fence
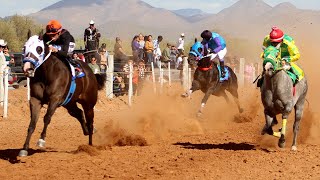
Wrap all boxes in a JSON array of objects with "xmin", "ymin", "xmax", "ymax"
[{"xmin": 1, "ymin": 55, "xmax": 258, "ymax": 118}]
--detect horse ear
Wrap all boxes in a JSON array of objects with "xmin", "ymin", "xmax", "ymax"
[
  {"xmin": 195, "ymin": 38, "xmax": 197, "ymax": 43},
  {"xmin": 38, "ymin": 29, "xmax": 44, "ymax": 40},
  {"xmin": 27, "ymin": 29, "xmax": 32, "ymax": 39}
]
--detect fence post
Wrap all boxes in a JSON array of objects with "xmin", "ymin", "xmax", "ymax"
[
  {"xmin": 168, "ymin": 62, "xmax": 171, "ymax": 86},
  {"xmin": 188, "ymin": 68, "xmax": 192, "ymax": 90},
  {"xmin": 151, "ymin": 62, "xmax": 156, "ymax": 94},
  {"xmin": 3, "ymin": 68, "xmax": 8, "ymax": 118},
  {"xmin": 239, "ymin": 58, "xmax": 245, "ymax": 86},
  {"xmin": 0, "ymin": 66, "xmax": 3, "ymax": 107},
  {"xmin": 128, "ymin": 62, "xmax": 133, "ymax": 106},
  {"xmin": 27, "ymin": 77, "xmax": 30, "ymax": 101},
  {"xmin": 106, "ymin": 55, "xmax": 114, "ymax": 99},
  {"xmin": 182, "ymin": 57, "xmax": 189, "ymax": 91}
]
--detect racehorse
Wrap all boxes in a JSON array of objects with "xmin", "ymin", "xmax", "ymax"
[
  {"xmin": 182, "ymin": 41, "xmax": 243, "ymax": 116},
  {"xmin": 19, "ymin": 34, "xmax": 106, "ymax": 156},
  {"xmin": 260, "ymin": 45, "xmax": 308, "ymax": 151}
]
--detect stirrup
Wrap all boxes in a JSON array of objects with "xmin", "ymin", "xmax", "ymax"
[{"xmin": 76, "ymin": 71, "xmax": 85, "ymax": 78}]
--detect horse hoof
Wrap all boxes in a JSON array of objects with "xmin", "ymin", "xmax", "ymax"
[
  {"xmin": 291, "ymin": 146, "xmax": 297, "ymax": 151},
  {"xmin": 278, "ymin": 139, "xmax": 285, "ymax": 148},
  {"xmin": 181, "ymin": 93, "xmax": 188, "ymax": 98},
  {"xmin": 18, "ymin": 150, "xmax": 28, "ymax": 157},
  {"xmin": 196, "ymin": 112, "xmax": 202, "ymax": 118},
  {"xmin": 93, "ymin": 127, "xmax": 98, "ymax": 134},
  {"xmin": 37, "ymin": 139, "xmax": 46, "ymax": 148}
]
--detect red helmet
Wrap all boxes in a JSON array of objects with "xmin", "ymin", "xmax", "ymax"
[
  {"xmin": 46, "ymin": 20, "xmax": 62, "ymax": 35},
  {"xmin": 269, "ymin": 26, "xmax": 284, "ymax": 42}
]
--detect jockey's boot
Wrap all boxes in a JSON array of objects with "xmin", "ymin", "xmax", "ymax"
[
  {"xmin": 68, "ymin": 58, "xmax": 85, "ymax": 78},
  {"xmin": 220, "ymin": 61, "xmax": 226, "ymax": 78}
]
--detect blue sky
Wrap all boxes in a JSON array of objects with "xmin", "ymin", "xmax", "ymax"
[{"xmin": 1, "ymin": 0, "xmax": 320, "ymax": 18}]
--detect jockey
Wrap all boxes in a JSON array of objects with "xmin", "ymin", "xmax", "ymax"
[
  {"xmin": 43, "ymin": 19, "xmax": 85, "ymax": 78},
  {"xmin": 200, "ymin": 30, "xmax": 227, "ymax": 77},
  {"xmin": 257, "ymin": 26, "xmax": 301, "ymax": 87}
]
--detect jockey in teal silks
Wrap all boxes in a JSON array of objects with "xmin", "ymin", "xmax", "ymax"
[{"xmin": 200, "ymin": 30, "xmax": 227, "ymax": 77}]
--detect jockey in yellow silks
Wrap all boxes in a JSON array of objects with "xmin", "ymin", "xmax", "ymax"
[{"xmin": 257, "ymin": 26, "xmax": 304, "ymax": 87}]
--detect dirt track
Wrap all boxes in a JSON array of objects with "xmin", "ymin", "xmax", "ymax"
[{"xmin": 0, "ymin": 84, "xmax": 319, "ymax": 180}]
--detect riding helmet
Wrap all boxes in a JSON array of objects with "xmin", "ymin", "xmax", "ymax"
[
  {"xmin": 46, "ymin": 20, "xmax": 62, "ymax": 35},
  {"xmin": 201, "ymin": 30, "xmax": 212, "ymax": 41},
  {"xmin": 269, "ymin": 26, "xmax": 284, "ymax": 42}
]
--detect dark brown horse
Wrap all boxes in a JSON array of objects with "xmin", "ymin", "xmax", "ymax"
[
  {"xmin": 182, "ymin": 41, "xmax": 243, "ymax": 116},
  {"xmin": 19, "ymin": 34, "xmax": 105, "ymax": 156}
]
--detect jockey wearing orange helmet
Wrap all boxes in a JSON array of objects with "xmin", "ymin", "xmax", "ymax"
[{"xmin": 43, "ymin": 20, "xmax": 84, "ymax": 78}]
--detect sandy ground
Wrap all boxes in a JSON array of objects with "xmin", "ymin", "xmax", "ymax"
[{"xmin": 0, "ymin": 79, "xmax": 319, "ymax": 180}]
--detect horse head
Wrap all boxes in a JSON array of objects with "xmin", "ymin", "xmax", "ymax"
[
  {"xmin": 262, "ymin": 44, "xmax": 281, "ymax": 78},
  {"xmin": 23, "ymin": 35, "xmax": 45, "ymax": 77},
  {"xmin": 188, "ymin": 41, "xmax": 205, "ymax": 69}
]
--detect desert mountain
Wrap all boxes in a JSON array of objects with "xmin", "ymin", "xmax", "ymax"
[
  {"xmin": 30, "ymin": 0, "xmax": 192, "ymax": 39},
  {"xmin": 29, "ymin": 0, "xmax": 320, "ymax": 59}
]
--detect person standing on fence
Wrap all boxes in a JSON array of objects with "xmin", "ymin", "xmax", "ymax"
[
  {"xmin": 161, "ymin": 43, "xmax": 171, "ymax": 68},
  {"xmin": 153, "ymin": 35, "xmax": 163, "ymax": 68},
  {"xmin": 177, "ymin": 33, "xmax": 185, "ymax": 54},
  {"xmin": 84, "ymin": 20, "xmax": 101, "ymax": 51},
  {"xmin": 99, "ymin": 43, "xmax": 108, "ymax": 73},
  {"xmin": 131, "ymin": 35, "xmax": 140, "ymax": 63},
  {"xmin": 144, "ymin": 35, "xmax": 154, "ymax": 65},
  {"xmin": 114, "ymin": 37, "xmax": 128, "ymax": 69},
  {"xmin": 138, "ymin": 33, "xmax": 145, "ymax": 61}
]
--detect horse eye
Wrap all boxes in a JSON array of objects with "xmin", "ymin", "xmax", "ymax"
[{"xmin": 36, "ymin": 46, "xmax": 43, "ymax": 55}]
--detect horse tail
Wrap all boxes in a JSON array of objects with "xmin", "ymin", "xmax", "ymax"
[{"xmin": 95, "ymin": 74, "xmax": 106, "ymax": 90}]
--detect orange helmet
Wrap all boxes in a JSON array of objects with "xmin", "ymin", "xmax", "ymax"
[
  {"xmin": 269, "ymin": 26, "xmax": 284, "ymax": 42},
  {"xmin": 46, "ymin": 20, "xmax": 62, "ymax": 35}
]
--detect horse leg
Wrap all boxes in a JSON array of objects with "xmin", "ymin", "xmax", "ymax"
[
  {"xmin": 221, "ymin": 91, "xmax": 230, "ymax": 104},
  {"xmin": 83, "ymin": 106, "xmax": 94, "ymax": 145},
  {"xmin": 291, "ymin": 99, "xmax": 305, "ymax": 151},
  {"xmin": 37, "ymin": 101, "xmax": 60, "ymax": 148},
  {"xmin": 65, "ymin": 103, "xmax": 89, "ymax": 135},
  {"xmin": 19, "ymin": 98, "xmax": 42, "ymax": 157},
  {"xmin": 228, "ymin": 87, "xmax": 243, "ymax": 113},
  {"xmin": 182, "ymin": 80, "xmax": 201, "ymax": 98},
  {"xmin": 198, "ymin": 85, "xmax": 220, "ymax": 116},
  {"xmin": 261, "ymin": 110, "xmax": 276, "ymax": 136}
]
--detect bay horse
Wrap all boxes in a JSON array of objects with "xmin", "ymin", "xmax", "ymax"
[
  {"xmin": 260, "ymin": 45, "xmax": 308, "ymax": 151},
  {"xmin": 182, "ymin": 41, "xmax": 243, "ymax": 116},
  {"xmin": 19, "ymin": 34, "xmax": 106, "ymax": 157}
]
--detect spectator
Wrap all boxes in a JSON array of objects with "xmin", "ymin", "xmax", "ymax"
[
  {"xmin": 113, "ymin": 72, "xmax": 125, "ymax": 97},
  {"xmin": 161, "ymin": 43, "xmax": 171, "ymax": 68},
  {"xmin": 3, "ymin": 46, "xmax": 10, "ymax": 65},
  {"xmin": 72, "ymin": 52, "xmax": 80, "ymax": 60},
  {"xmin": 153, "ymin": 35, "xmax": 163, "ymax": 68},
  {"xmin": 84, "ymin": 20, "xmax": 101, "ymax": 51},
  {"xmin": 131, "ymin": 35, "xmax": 140, "ymax": 63},
  {"xmin": 176, "ymin": 52, "xmax": 184, "ymax": 70},
  {"xmin": 99, "ymin": 44, "xmax": 108, "ymax": 73},
  {"xmin": 88, "ymin": 56, "xmax": 100, "ymax": 74},
  {"xmin": 138, "ymin": 33, "xmax": 145, "ymax": 61},
  {"xmin": 170, "ymin": 45, "xmax": 179, "ymax": 64},
  {"xmin": 0, "ymin": 39, "xmax": 7, "ymax": 70},
  {"xmin": 123, "ymin": 59, "xmax": 133, "ymax": 91},
  {"xmin": 78, "ymin": 53, "xmax": 86, "ymax": 62},
  {"xmin": 9, "ymin": 54, "xmax": 15, "ymax": 67},
  {"xmin": 144, "ymin": 35, "xmax": 154, "ymax": 65},
  {"xmin": 177, "ymin": 33, "xmax": 185, "ymax": 54},
  {"xmin": 114, "ymin": 37, "xmax": 128, "ymax": 68},
  {"xmin": 132, "ymin": 65, "xmax": 139, "ymax": 95}
]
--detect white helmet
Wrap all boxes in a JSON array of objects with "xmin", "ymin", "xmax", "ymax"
[
  {"xmin": 89, "ymin": 20, "xmax": 95, "ymax": 25},
  {"xmin": 180, "ymin": 33, "xmax": 185, "ymax": 37},
  {"xmin": 0, "ymin": 39, "xmax": 7, "ymax": 46}
]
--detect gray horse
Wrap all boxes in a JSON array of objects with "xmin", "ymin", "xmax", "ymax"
[{"xmin": 260, "ymin": 45, "xmax": 308, "ymax": 151}]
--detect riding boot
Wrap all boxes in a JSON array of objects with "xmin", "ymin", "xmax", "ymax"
[
  {"xmin": 220, "ymin": 61, "xmax": 226, "ymax": 78},
  {"xmin": 68, "ymin": 58, "xmax": 85, "ymax": 78}
]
